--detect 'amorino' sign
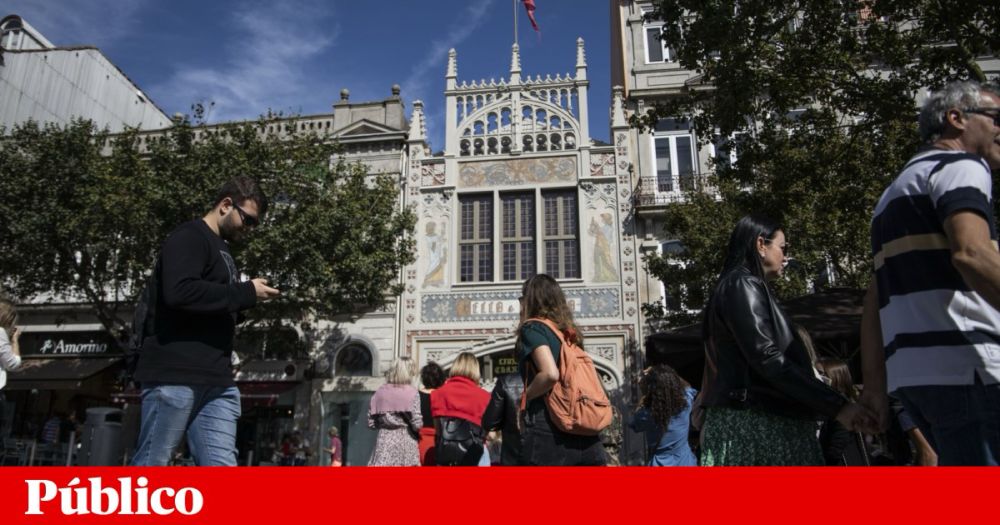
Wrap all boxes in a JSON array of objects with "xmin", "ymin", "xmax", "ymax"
[{"xmin": 20, "ymin": 332, "xmax": 117, "ymax": 357}]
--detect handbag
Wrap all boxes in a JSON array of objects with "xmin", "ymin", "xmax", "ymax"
[{"xmin": 435, "ymin": 416, "xmax": 485, "ymax": 466}]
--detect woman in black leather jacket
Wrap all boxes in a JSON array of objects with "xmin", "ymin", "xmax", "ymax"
[{"xmin": 700, "ymin": 215, "xmax": 873, "ymax": 465}]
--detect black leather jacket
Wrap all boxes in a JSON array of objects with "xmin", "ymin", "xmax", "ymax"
[
  {"xmin": 481, "ymin": 374, "xmax": 525, "ymax": 465},
  {"xmin": 702, "ymin": 266, "xmax": 847, "ymax": 420}
]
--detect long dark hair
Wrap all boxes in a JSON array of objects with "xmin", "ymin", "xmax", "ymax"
[
  {"xmin": 719, "ymin": 214, "xmax": 783, "ymax": 280},
  {"xmin": 702, "ymin": 214, "xmax": 783, "ymax": 339},
  {"xmin": 639, "ymin": 365, "xmax": 689, "ymax": 430},
  {"xmin": 518, "ymin": 274, "xmax": 581, "ymax": 345}
]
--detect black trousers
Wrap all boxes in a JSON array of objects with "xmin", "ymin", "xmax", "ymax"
[{"xmin": 521, "ymin": 401, "xmax": 606, "ymax": 466}]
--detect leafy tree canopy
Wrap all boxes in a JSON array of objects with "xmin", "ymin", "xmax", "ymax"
[
  {"xmin": 0, "ymin": 114, "xmax": 416, "ymax": 349},
  {"xmin": 636, "ymin": 0, "xmax": 1000, "ymax": 327}
]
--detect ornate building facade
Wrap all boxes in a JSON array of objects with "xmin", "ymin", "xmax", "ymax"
[{"xmin": 311, "ymin": 39, "xmax": 646, "ymax": 464}]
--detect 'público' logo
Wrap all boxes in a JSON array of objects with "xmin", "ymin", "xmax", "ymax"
[{"xmin": 25, "ymin": 477, "xmax": 203, "ymax": 515}]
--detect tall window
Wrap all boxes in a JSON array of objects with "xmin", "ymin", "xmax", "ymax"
[
  {"xmin": 652, "ymin": 118, "xmax": 695, "ymax": 192},
  {"xmin": 543, "ymin": 190, "xmax": 580, "ymax": 279},
  {"xmin": 501, "ymin": 192, "xmax": 536, "ymax": 281},
  {"xmin": 644, "ymin": 25, "xmax": 677, "ymax": 63},
  {"xmin": 459, "ymin": 194, "xmax": 493, "ymax": 282}
]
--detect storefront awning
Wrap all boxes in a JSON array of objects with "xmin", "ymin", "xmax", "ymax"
[
  {"xmin": 237, "ymin": 382, "xmax": 297, "ymax": 407},
  {"xmin": 5, "ymin": 357, "xmax": 123, "ymax": 390}
]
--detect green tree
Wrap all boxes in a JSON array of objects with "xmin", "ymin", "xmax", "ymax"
[
  {"xmin": 636, "ymin": 0, "xmax": 999, "ymax": 326},
  {"xmin": 0, "ymin": 116, "xmax": 415, "ymax": 349}
]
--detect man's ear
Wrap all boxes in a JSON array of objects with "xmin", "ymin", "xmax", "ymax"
[{"xmin": 945, "ymin": 108, "xmax": 967, "ymax": 131}]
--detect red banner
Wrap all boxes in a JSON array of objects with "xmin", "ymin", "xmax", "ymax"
[{"xmin": 0, "ymin": 467, "xmax": 995, "ymax": 523}]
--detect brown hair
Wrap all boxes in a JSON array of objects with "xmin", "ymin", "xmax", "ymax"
[
  {"xmin": 0, "ymin": 298, "xmax": 17, "ymax": 334},
  {"xmin": 518, "ymin": 274, "xmax": 582, "ymax": 345},
  {"xmin": 213, "ymin": 176, "xmax": 269, "ymax": 216},
  {"xmin": 817, "ymin": 357, "xmax": 856, "ymax": 401}
]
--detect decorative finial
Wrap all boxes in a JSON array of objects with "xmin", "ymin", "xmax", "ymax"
[
  {"xmin": 340, "ymin": 88, "xmax": 350, "ymax": 101},
  {"xmin": 447, "ymin": 48, "xmax": 458, "ymax": 78},
  {"xmin": 576, "ymin": 37, "xmax": 586, "ymax": 69},
  {"xmin": 391, "ymin": 84, "xmax": 401, "ymax": 97}
]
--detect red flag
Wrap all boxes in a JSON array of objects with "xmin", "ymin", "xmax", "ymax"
[{"xmin": 522, "ymin": 0, "xmax": 539, "ymax": 32}]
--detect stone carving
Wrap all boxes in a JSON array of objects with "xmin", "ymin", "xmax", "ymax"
[
  {"xmin": 421, "ymin": 163, "xmax": 446, "ymax": 186},
  {"xmin": 598, "ymin": 369, "xmax": 617, "ymax": 389},
  {"xmin": 590, "ymin": 153, "xmax": 615, "ymax": 177},
  {"xmin": 458, "ymin": 157, "xmax": 576, "ymax": 187},
  {"xmin": 626, "ymin": 307, "xmax": 637, "ymax": 317},
  {"xmin": 581, "ymin": 182, "xmax": 616, "ymax": 210},
  {"xmin": 615, "ymin": 133, "xmax": 627, "ymax": 156},
  {"xmin": 586, "ymin": 344, "xmax": 616, "ymax": 362}
]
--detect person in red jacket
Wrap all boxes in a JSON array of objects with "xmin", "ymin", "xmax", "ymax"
[{"xmin": 430, "ymin": 352, "xmax": 491, "ymax": 465}]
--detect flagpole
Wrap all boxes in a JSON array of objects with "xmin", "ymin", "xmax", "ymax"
[{"xmin": 513, "ymin": 0, "xmax": 518, "ymax": 47}]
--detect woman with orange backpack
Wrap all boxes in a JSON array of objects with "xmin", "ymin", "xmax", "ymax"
[{"xmin": 516, "ymin": 274, "xmax": 609, "ymax": 466}]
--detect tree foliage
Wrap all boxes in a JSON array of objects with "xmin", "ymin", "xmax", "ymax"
[
  {"xmin": 0, "ymin": 115, "xmax": 415, "ymax": 347},
  {"xmin": 635, "ymin": 0, "xmax": 1000, "ymax": 326}
]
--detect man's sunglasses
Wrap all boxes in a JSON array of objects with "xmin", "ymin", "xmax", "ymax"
[
  {"xmin": 231, "ymin": 201, "xmax": 259, "ymax": 228},
  {"xmin": 962, "ymin": 107, "xmax": 1000, "ymax": 127}
]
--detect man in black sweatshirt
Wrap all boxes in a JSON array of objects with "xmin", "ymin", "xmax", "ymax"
[{"xmin": 132, "ymin": 177, "xmax": 280, "ymax": 466}]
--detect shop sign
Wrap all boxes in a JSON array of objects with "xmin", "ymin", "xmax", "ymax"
[{"xmin": 21, "ymin": 332, "xmax": 118, "ymax": 356}]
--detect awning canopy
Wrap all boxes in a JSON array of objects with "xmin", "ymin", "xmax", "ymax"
[
  {"xmin": 5, "ymin": 356, "xmax": 123, "ymax": 390},
  {"xmin": 236, "ymin": 382, "xmax": 297, "ymax": 407}
]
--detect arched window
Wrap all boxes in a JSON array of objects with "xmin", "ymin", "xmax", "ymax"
[{"xmin": 335, "ymin": 344, "xmax": 373, "ymax": 377}]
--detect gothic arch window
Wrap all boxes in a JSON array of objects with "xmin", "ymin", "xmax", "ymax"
[{"xmin": 335, "ymin": 343, "xmax": 374, "ymax": 377}]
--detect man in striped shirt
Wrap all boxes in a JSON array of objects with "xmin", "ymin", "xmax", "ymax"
[{"xmin": 861, "ymin": 81, "xmax": 1000, "ymax": 465}]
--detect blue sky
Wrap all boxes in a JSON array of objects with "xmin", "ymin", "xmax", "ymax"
[{"xmin": 6, "ymin": 0, "xmax": 612, "ymax": 150}]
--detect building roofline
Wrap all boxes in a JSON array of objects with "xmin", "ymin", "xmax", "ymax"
[{"xmin": 3, "ymin": 45, "xmax": 172, "ymax": 124}]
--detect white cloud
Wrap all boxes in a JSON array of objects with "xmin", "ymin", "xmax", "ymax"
[
  {"xmin": 149, "ymin": 0, "xmax": 339, "ymax": 122},
  {"xmin": 3, "ymin": 0, "xmax": 149, "ymax": 47}
]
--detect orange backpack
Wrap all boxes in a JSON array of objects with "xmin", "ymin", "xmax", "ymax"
[{"xmin": 520, "ymin": 318, "xmax": 612, "ymax": 436}]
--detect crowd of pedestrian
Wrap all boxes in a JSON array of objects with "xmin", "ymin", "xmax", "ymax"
[{"xmin": 5, "ymin": 80, "xmax": 989, "ymax": 467}]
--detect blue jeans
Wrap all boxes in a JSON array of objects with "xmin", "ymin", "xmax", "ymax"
[
  {"xmin": 131, "ymin": 383, "xmax": 241, "ymax": 466},
  {"xmin": 895, "ymin": 378, "xmax": 1000, "ymax": 466}
]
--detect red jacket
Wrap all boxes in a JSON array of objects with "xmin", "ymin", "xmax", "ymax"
[{"xmin": 430, "ymin": 376, "xmax": 491, "ymax": 426}]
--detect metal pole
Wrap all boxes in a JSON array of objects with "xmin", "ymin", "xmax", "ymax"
[{"xmin": 513, "ymin": 0, "xmax": 518, "ymax": 47}]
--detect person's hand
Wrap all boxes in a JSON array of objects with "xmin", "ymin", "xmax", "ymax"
[
  {"xmin": 12, "ymin": 327, "xmax": 21, "ymax": 342},
  {"xmin": 858, "ymin": 387, "xmax": 890, "ymax": 433},
  {"xmin": 252, "ymin": 278, "xmax": 280, "ymax": 301},
  {"xmin": 835, "ymin": 402, "xmax": 878, "ymax": 433}
]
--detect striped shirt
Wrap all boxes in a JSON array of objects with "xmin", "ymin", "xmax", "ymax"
[{"xmin": 871, "ymin": 148, "xmax": 1000, "ymax": 392}]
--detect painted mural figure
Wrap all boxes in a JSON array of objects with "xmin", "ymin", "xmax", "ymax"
[
  {"xmin": 589, "ymin": 213, "xmax": 617, "ymax": 282},
  {"xmin": 423, "ymin": 221, "xmax": 446, "ymax": 287}
]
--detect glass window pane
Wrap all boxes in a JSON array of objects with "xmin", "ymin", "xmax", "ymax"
[
  {"xmin": 646, "ymin": 28, "xmax": 663, "ymax": 62},
  {"xmin": 676, "ymin": 136, "xmax": 694, "ymax": 176}
]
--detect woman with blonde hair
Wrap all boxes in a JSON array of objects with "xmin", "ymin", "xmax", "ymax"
[
  {"xmin": 367, "ymin": 357, "xmax": 422, "ymax": 466},
  {"xmin": 516, "ymin": 274, "xmax": 606, "ymax": 466},
  {"xmin": 430, "ymin": 352, "xmax": 491, "ymax": 465},
  {"xmin": 0, "ymin": 299, "xmax": 23, "ymax": 418}
]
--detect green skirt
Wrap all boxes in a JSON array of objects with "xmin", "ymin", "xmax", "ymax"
[{"xmin": 701, "ymin": 406, "xmax": 822, "ymax": 466}]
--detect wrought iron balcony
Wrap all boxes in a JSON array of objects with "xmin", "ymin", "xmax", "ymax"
[{"xmin": 634, "ymin": 173, "xmax": 718, "ymax": 206}]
